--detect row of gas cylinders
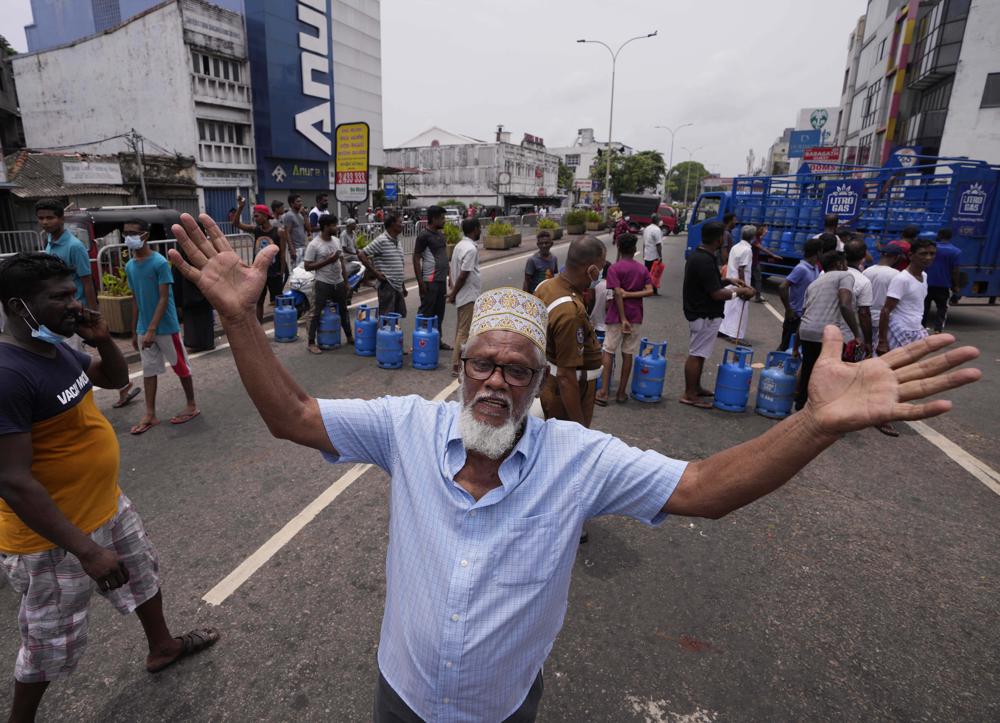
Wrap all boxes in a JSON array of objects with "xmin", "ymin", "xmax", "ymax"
[
  {"xmin": 273, "ymin": 293, "xmax": 441, "ymax": 370},
  {"xmin": 594, "ymin": 330, "xmax": 800, "ymax": 419}
]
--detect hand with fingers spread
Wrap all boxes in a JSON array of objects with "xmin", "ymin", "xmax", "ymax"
[
  {"xmin": 166, "ymin": 213, "xmax": 277, "ymax": 321},
  {"xmin": 805, "ymin": 325, "xmax": 981, "ymax": 436}
]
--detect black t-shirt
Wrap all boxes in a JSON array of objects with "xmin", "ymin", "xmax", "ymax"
[
  {"xmin": 683, "ymin": 247, "xmax": 725, "ymax": 321},
  {"xmin": 413, "ymin": 228, "xmax": 449, "ymax": 282},
  {"xmin": 255, "ymin": 224, "xmax": 282, "ymax": 276}
]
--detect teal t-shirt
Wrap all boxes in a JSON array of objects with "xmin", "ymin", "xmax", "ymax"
[
  {"xmin": 125, "ymin": 252, "xmax": 180, "ymax": 336},
  {"xmin": 45, "ymin": 229, "xmax": 91, "ymax": 304}
]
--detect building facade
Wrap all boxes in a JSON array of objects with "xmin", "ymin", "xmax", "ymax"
[
  {"xmin": 548, "ymin": 128, "xmax": 633, "ymax": 198},
  {"xmin": 23, "ymin": 0, "xmax": 244, "ymax": 53},
  {"xmin": 767, "ymin": 128, "xmax": 793, "ymax": 175},
  {"xmin": 383, "ymin": 126, "xmax": 560, "ymax": 210},
  {"xmin": 13, "ymin": 0, "xmax": 384, "ymax": 223},
  {"xmin": 835, "ymin": 0, "xmax": 1000, "ymax": 167}
]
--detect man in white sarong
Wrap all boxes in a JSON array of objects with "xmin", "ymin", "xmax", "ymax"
[{"xmin": 719, "ymin": 225, "xmax": 755, "ymax": 344}]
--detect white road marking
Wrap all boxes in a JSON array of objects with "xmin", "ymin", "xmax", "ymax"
[
  {"xmin": 904, "ymin": 421, "xmax": 1000, "ymax": 496},
  {"xmin": 761, "ymin": 300, "xmax": 784, "ymax": 323},
  {"xmin": 202, "ymin": 378, "xmax": 461, "ymax": 606},
  {"xmin": 759, "ymin": 294, "xmax": 1000, "ymax": 496}
]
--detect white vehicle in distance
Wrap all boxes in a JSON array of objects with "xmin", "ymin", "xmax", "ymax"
[{"xmin": 443, "ymin": 207, "xmax": 462, "ymax": 224}]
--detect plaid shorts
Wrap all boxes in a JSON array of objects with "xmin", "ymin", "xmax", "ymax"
[
  {"xmin": 0, "ymin": 494, "xmax": 161, "ymax": 683},
  {"xmin": 888, "ymin": 324, "xmax": 928, "ymax": 350}
]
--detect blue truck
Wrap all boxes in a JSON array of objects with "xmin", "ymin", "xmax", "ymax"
[{"xmin": 686, "ymin": 151, "xmax": 1000, "ymax": 301}]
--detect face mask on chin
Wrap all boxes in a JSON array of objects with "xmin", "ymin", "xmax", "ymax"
[{"xmin": 13, "ymin": 298, "xmax": 71, "ymax": 345}]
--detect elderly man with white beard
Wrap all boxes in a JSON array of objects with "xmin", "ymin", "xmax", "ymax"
[{"xmin": 167, "ymin": 214, "xmax": 982, "ymax": 723}]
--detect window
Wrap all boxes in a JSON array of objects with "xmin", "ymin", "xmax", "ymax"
[
  {"xmin": 693, "ymin": 196, "xmax": 720, "ymax": 224},
  {"xmin": 842, "ymin": 68, "xmax": 850, "ymax": 95},
  {"xmin": 857, "ymin": 134, "xmax": 874, "ymax": 165},
  {"xmin": 198, "ymin": 120, "xmax": 250, "ymax": 146},
  {"xmin": 565, "ymin": 154, "xmax": 580, "ymax": 167},
  {"xmin": 981, "ymin": 73, "xmax": 1000, "ymax": 108},
  {"xmin": 191, "ymin": 51, "xmax": 243, "ymax": 83},
  {"xmin": 877, "ymin": 38, "xmax": 887, "ymax": 61},
  {"xmin": 861, "ymin": 79, "xmax": 882, "ymax": 128}
]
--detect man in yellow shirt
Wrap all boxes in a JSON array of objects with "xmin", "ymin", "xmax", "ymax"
[{"xmin": 0, "ymin": 253, "xmax": 218, "ymax": 722}]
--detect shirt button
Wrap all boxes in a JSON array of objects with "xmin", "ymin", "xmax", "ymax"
[
  {"xmin": 469, "ymin": 510, "xmax": 477, "ymax": 517},
  {"xmin": 443, "ymin": 698, "xmax": 450, "ymax": 704},
  {"xmin": 445, "ymin": 661, "xmax": 453, "ymax": 668},
  {"xmin": 451, "ymin": 613, "xmax": 460, "ymax": 622},
  {"xmin": 460, "ymin": 559, "xmax": 469, "ymax": 567}
]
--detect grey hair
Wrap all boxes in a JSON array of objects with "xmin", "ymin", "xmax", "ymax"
[{"xmin": 741, "ymin": 224, "xmax": 757, "ymax": 241}]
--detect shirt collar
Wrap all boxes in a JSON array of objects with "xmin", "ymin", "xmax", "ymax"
[
  {"xmin": 47, "ymin": 229, "xmax": 71, "ymax": 245},
  {"xmin": 444, "ymin": 402, "xmax": 539, "ymax": 495}
]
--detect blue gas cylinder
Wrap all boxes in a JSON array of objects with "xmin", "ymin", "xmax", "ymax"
[
  {"xmin": 376, "ymin": 313, "xmax": 403, "ymax": 369},
  {"xmin": 412, "ymin": 315, "xmax": 440, "ymax": 370},
  {"xmin": 274, "ymin": 292, "xmax": 298, "ymax": 343},
  {"xmin": 755, "ymin": 351, "xmax": 801, "ymax": 419},
  {"xmin": 354, "ymin": 305, "xmax": 377, "ymax": 356},
  {"xmin": 630, "ymin": 338, "xmax": 667, "ymax": 403},
  {"xmin": 779, "ymin": 230, "xmax": 795, "ymax": 255},
  {"xmin": 714, "ymin": 346, "xmax": 754, "ymax": 412},
  {"xmin": 317, "ymin": 302, "xmax": 341, "ymax": 350}
]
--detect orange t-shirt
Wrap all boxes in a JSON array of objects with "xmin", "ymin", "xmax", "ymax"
[{"xmin": 0, "ymin": 342, "xmax": 120, "ymax": 554}]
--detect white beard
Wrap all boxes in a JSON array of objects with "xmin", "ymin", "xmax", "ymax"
[{"xmin": 458, "ymin": 384, "xmax": 531, "ymax": 459}]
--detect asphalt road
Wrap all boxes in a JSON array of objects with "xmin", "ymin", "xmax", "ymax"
[{"xmin": 2, "ymin": 234, "xmax": 997, "ymax": 722}]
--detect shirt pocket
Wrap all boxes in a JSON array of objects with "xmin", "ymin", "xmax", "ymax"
[{"xmin": 493, "ymin": 511, "xmax": 563, "ymax": 587}]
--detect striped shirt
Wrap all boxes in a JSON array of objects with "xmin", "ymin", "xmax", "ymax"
[
  {"xmin": 363, "ymin": 231, "xmax": 405, "ymax": 291},
  {"xmin": 319, "ymin": 395, "xmax": 687, "ymax": 722}
]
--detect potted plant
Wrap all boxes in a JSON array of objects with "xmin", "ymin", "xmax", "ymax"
[
  {"xmin": 564, "ymin": 210, "xmax": 587, "ymax": 235},
  {"xmin": 97, "ymin": 267, "xmax": 134, "ymax": 335},
  {"xmin": 483, "ymin": 222, "xmax": 521, "ymax": 250},
  {"xmin": 585, "ymin": 210, "xmax": 603, "ymax": 231},
  {"xmin": 536, "ymin": 217, "xmax": 563, "ymax": 240},
  {"xmin": 444, "ymin": 222, "xmax": 462, "ymax": 260}
]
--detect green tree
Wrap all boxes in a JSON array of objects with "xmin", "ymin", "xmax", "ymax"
[
  {"xmin": 590, "ymin": 149, "xmax": 665, "ymax": 198},
  {"xmin": 0, "ymin": 36, "xmax": 17, "ymax": 58},
  {"xmin": 666, "ymin": 160, "xmax": 710, "ymax": 204},
  {"xmin": 557, "ymin": 161, "xmax": 575, "ymax": 192}
]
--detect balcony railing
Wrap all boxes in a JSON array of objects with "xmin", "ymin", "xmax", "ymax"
[
  {"xmin": 198, "ymin": 142, "xmax": 255, "ymax": 167},
  {"xmin": 191, "ymin": 73, "xmax": 251, "ymax": 107}
]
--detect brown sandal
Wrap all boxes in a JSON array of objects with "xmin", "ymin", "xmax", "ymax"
[{"xmin": 147, "ymin": 628, "xmax": 220, "ymax": 674}]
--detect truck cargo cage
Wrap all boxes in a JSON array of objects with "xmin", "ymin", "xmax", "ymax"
[{"xmin": 686, "ymin": 153, "xmax": 1000, "ymax": 299}]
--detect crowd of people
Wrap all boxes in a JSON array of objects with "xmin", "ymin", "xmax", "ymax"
[{"xmin": 0, "ymin": 193, "xmax": 982, "ymax": 721}]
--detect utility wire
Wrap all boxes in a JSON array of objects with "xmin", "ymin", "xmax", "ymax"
[{"xmin": 25, "ymin": 132, "xmax": 131, "ymax": 152}]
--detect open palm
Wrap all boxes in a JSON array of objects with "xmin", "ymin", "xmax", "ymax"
[
  {"xmin": 167, "ymin": 213, "xmax": 276, "ymax": 320},
  {"xmin": 806, "ymin": 326, "xmax": 981, "ymax": 435}
]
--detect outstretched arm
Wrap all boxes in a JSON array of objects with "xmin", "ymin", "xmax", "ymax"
[
  {"xmin": 665, "ymin": 326, "xmax": 980, "ymax": 519},
  {"xmin": 167, "ymin": 213, "xmax": 333, "ymax": 453}
]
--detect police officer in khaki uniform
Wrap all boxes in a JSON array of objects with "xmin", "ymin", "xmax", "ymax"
[{"xmin": 534, "ymin": 237, "xmax": 606, "ymax": 428}]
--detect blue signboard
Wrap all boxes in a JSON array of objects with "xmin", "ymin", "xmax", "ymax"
[
  {"xmin": 788, "ymin": 130, "xmax": 821, "ymax": 159},
  {"xmin": 823, "ymin": 180, "xmax": 866, "ymax": 221},
  {"xmin": 384, "ymin": 182, "xmax": 398, "ymax": 201},
  {"xmin": 259, "ymin": 159, "xmax": 328, "ymax": 191},
  {"xmin": 951, "ymin": 181, "xmax": 994, "ymax": 237},
  {"xmin": 245, "ymin": 0, "xmax": 335, "ymax": 163}
]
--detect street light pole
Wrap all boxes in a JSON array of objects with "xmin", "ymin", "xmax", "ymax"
[
  {"xmin": 578, "ymin": 31, "xmax": 657, "ymax": 223},
  {"xmin": 654, "ymin": 122, "xmax": 693, "ymax": 201},
  {"xmin": 681, "ymin": 145, "xmax": 704, "ymax": 207}
]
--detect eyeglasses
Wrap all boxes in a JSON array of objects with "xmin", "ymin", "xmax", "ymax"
[{"xmin": 462, "ymin": 357, "xmax": 540, "ymax": 387}]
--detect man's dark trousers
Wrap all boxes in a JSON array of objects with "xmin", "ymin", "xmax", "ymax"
[
  {"xmin": 418, "ymin": 280, "xmax": 447, "ymax": 331},
  {"xmin": 923, "ymin": 285, "xmax": 950, "ymax": 333}
]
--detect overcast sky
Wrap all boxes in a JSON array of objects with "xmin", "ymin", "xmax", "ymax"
[{"xmin": 2, "ymin": 0, "xmax": 865, "ymax": 176}]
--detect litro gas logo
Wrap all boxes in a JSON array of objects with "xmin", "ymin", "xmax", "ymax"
[
  {"xmin": 810, "ymin": 109, "xmax": 829, "ymax": 130},
  {"xmin": 296, "ymin": 0, "xmax": 332, "ymax": 155},
  {"xmin": 959, "ymin": 183, "xmax": 987, "ymax": 217},
  {"xmin": 825, "ymin": 184, "xmax": 859, "ymax": 216}
]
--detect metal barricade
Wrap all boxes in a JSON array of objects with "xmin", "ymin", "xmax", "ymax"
[
  {"xmin": 0, "ymin": 230, "xmax": 44, "ymax": 258},
  {"xmin": 97, "ymin": 234, "xmax": 254, "ymax": 291}
]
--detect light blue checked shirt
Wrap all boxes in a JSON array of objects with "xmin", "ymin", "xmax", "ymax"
[{"xmin": 320, "ymin": 395, "xmax": 687, "ymax": 722}]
